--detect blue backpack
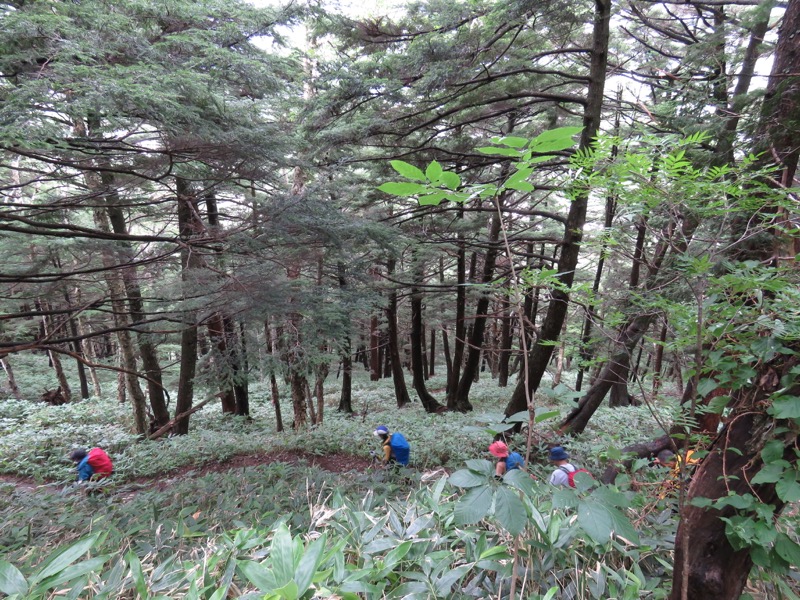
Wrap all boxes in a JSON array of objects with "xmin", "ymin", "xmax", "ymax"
[
  {"xmin": 506, "ymin": 452, "xmax": 524, "ymax": 471},
  {"xmin": 389, "ymin": 432, "xmax": 410, "ymax": 465}
]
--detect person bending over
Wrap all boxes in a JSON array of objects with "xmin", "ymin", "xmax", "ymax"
[
  {"xmin": 70, "ymin": 447, "xmax": 113, "ymax": 482},
  {"xmin": 372, "ymin": 425, "xmax": 410, "ymax": 466},
  {"xmin": 488, "ymin": 441, "xmax": 524, "ymax": 478}
]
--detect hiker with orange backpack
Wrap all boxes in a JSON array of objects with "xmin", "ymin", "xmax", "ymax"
[
  {"xmin": 547, "ymin": 446, "xmax": 591, "ymax": 487},
  {"xmin": 70, "ymin": 447, "xmax": 113, "ymax": 482}
]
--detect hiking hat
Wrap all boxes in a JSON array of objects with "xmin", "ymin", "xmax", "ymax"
[
  {"xmin": 373, "ymin": 425, "xmax": 389, "ymax": 438},
  {"xmin": 548, "ymin": 446, "xmax": 569, "ymax": 461},
  {"xmin": 488, "ymin": 441, "xmax": 509, "ymax": 458}
]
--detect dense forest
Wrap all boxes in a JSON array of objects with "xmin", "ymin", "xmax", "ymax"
[{"xmin": 0, "ymin": 0, "xmax": 798, "ymax": 598}]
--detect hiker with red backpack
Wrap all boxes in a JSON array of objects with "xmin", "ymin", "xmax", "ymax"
[
  {"xmin": 70, "ymin": 447, "xmax": 113, "ymax": 482},
  {"xmin": 547, "ymin": 446, "xmax": 591, "ymax": 487}
]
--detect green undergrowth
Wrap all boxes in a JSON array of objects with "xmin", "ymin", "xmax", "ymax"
[{"xmin": 2, "ymin": 367, "xmax": 792, "ymax": 598}]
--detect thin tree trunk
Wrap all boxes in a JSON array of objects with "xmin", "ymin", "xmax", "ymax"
[
  {"xmin": 265, "ymin": 321, "xmax": 284, "ymax": 432},
  {"xmin": 652, "ymin": 320, "xmax": 668, "ymax": 394},
  {"xmin": 447, "ymin": 206, "xmax": 466, "ymax": 401},
  {"xmin": 37, "ymin": 299, "xmax": 73, "ymax": 403},
  {"xmin": 173, "ymin": 177, "xmax": 203, "ymax": 436},
  {"xmin": 337, "ymin": 262, "xmax": 354, "ymax": 413},
  {"xmin": 498, "ymin": 293, "xmax": 513, "ymax": 387},
  {"xmin": 0, "ymin": 358, "xmax": 23, "ymax": 400},
  {"xmin": 99, "ymin": 155, "xmax": 169, "ymax": 426},
  {"xmin": 410, "ymin": 257, "xmax": 443, "ymax": 412},
  {"xmin": 429, "ymin": 326, "xmax": 436, "ymax": 376},
  {"xmin": 504, "ymin": 0, "xmax": 611, "ymax": 419},
  {"xmin": 369, "ymin": 315, "xmax": 380, "ymax": 381},
  {"xmin": 386, "ymin": 258, "xmax": 411, "ymax": 407}
]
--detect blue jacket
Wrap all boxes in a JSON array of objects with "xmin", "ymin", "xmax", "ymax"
[{"xmin": 76, "ymin": 456, "xmax": 93, "ymax": 481}]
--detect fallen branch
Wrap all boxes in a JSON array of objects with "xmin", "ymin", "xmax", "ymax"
[{"xmin": 148, "ymin": 396, "xmax": 216, "ymax": 440}]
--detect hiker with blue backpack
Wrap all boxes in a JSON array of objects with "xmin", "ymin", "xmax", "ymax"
[
  {"xmin": 548, "ymin": 446, "xmax": 591, "ymax": 487},
  {"xmin": 373, "ymin": 425, "xmax": 410, "ymax": 466},
  {"xmin": 488, "ymin": 441, "xmax": 524, "ymax": 478}
]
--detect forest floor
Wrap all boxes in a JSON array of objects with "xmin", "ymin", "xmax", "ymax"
[{"xmin": 0, "ymin": 450, "xmax": 379, "ymax": 493}]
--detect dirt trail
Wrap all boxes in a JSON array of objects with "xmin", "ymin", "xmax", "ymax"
[{"xmin": 0, "ymin": 451, "xmax": 376, "ymax": 493}]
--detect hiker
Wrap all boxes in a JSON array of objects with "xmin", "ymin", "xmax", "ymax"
[
  {"xmin": 372, "ymin": 425, "xmax": 410, "ymax": 466},
  {"xmin": 547, "ymin": 446, "xmax": 578, "ymax": 487},
  {"xmin": 488, "ymin": 440, "xmax": 524, "ymax": 478},
  {"xmin": 70, "ymin": 447, "xmax": 113, "ymax": 482}
]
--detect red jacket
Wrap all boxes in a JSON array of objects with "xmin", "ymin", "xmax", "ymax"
[{"xmin": 87, "ymin": 448, "xmax": 113, "ymax": 478}]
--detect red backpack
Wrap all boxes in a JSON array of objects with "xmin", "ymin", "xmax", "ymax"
[
  {"xmin": 87, "ymin": 448, "xmax": 113, "ymax": 478},
  {"xmin": 559, "ymin": 466, "xmax": 592, "ymax": 488}
]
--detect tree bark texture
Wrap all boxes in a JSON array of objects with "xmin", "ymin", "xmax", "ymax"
[
  {"xmin": 174, "ymin": 178, "xmax": 203, "ymax": 435},
  {"xmin": 386, "ymin": 258, "xmax": 411, "ymax": 408},
  {"xmin": 504, "ymin": 0, "xmax": 611, "ymax": 418},
  {"xmin": 410, "ymin": 260, "xmax": 443, "ymax": 412}
]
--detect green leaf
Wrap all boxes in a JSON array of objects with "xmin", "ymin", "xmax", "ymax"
[
  {"xmin": 535, "ymin": 410, "xmax": 560, "ymax": 423},
  {"xmin": 273, "ymin": 580, "xmax": 299, "ymax": 600},
  {"xmin": 476, "ymin": 146, "xmax": 521, "ymax": 157},
  {"xmin": 775, "ymin": 533, "xmax": 800, "ymax": 567},
  {"xmin": 761, "ymin": 440, "xmax": 786, "ymax": 464},
  {"xmin": 294, "ymin": 535, "xmax": 326, "ymax": 596},
  {"xmin": 377, "ymin": 182, "xmax": 428, "ymax": 196},
  {"xmin": 0, "ymin": 560, "xmax": 28, "ymax": 597},
  {"xmin": 503, "ymin": 468, "xmax": 536, "ymax": 497},
  {"xmin": 439, "ymin": 171, "xmax": 461, "ymax": 190},
  {"xmin": 504, "ymin": 179, "xmax": 534, "ymax": 192},
  {"xmin": 41, "ymin": 556, "xmax": 110, "ymax": 592},
  {"xmin": 464, "ymin": 459, "xmax": 494, "ymax": 476},
  {"xmin": 127, "ymin": 551, "xmax": 148, "ymax": 600},
  {"xmin": 425, "ymin": 161, "xmax": 443, "ymax": 183},
  {"xmin": 448, "ymin": 469, "xmax": 489, "ymax": 488},
  {"xmin": 497, "ymin": 136, "xmax": 529, "ymax": 148},
  {"xmin": 390, "ymin": 160, "xmax": 426, "ymax": 181},
  {"xmin": 751, "ymin": 463, "xmax": 784, "ymax": 485},
  {"xmin": 32, "ymin": 535, "xmax": 99, "ymax": 584},
  {"xmin": 506, "ymin": 411, "xmax": 530, "ymax": 423},
  {"xmin": 478, "ymin": 545, "xmax": 510, "ymax": 560},
  {"xmin": 776, "ymin": 475, "xmax": 800, "ymax": 503},
  {"xmin": 417, "ymin": 191, "xmax": 448, "ymax": 206},
  {"xmin": 238, "ymin": 561, "xmax": 278, "ymax": 592},
  {"xmin": 270, "ymin": 524, "xmax": 296, "ymax": 587},
  {"xmin": 493, "ymin": 486, "xmax": 527, "ymax": 536},
  {"xmin": 454, "ymin": 486, "xmax": 493, "ymax": 525},
  {"xmin": 697, "ymin": 378, "xmax": 718, "ymax": 397},
  {"xmin": 528, "ymin": 126, "xmax": 583, "ymax": 153},
  {"xmin": 769, "ymin": 396, "xmax": 800, "ymax": 419},
  {"xmin": 578, "ymin": 501, "xmax": 638, "ymax": 545}
]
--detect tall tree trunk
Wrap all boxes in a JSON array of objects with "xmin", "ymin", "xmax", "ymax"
[
  {"xmin": 447, "ymin": 206, "xmax": 466, "ymax": 402},
  {"xmin": 498, "ymin": 292, "xmax": 513, "ymax": 387},
  {"xmin": 428, "ymin": 326, "xmax": 436, "ymax": 377},
  {"xmin": 336, "ymin": 262, "xmax": 354, "ymax": 413},
  {"xmin": 99, "ymin": 171, "xmax": 169, "ymax": 427},
  {"xmin": 208, "ymin": 312, "xmax": 237, "ymax": 413},
  {"xmin": 672, "ymin": 2, "xmax": 799, "ymax": 596},
  {"xmin": 410, "ymin": 257, "xmax": 443, "ymax": 412},
  {"xmin": 265, "ymin": 321, "xmax": 284, "ymax": 432},
  {"xmin": 575, "ymin": 109, "xmax": 619, "ymax": 392},
  {"xmin": 173, "ymin": 177, "xmax": 203, "ymax": 436},
  {"xmin": 37, "ymin": 299, "xmax": 73, "ymax": 403},
  {"xmin": 504, "ymin": 0, "xmax": 611, "ymax": 418},
  {"xmin": 652, "ymin": 320, "xmax": 668, "ymax": 394},
  {"xmin": 386, "ymin": 258, "xmax": 411, "ymax": 407},
  {"xmin": 454, "ymin": 197, "xmax": 506, "ymax": 409},
  {"xmin": 369, "ymin": 315, "xmax": 380, "ymax": 381}
]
